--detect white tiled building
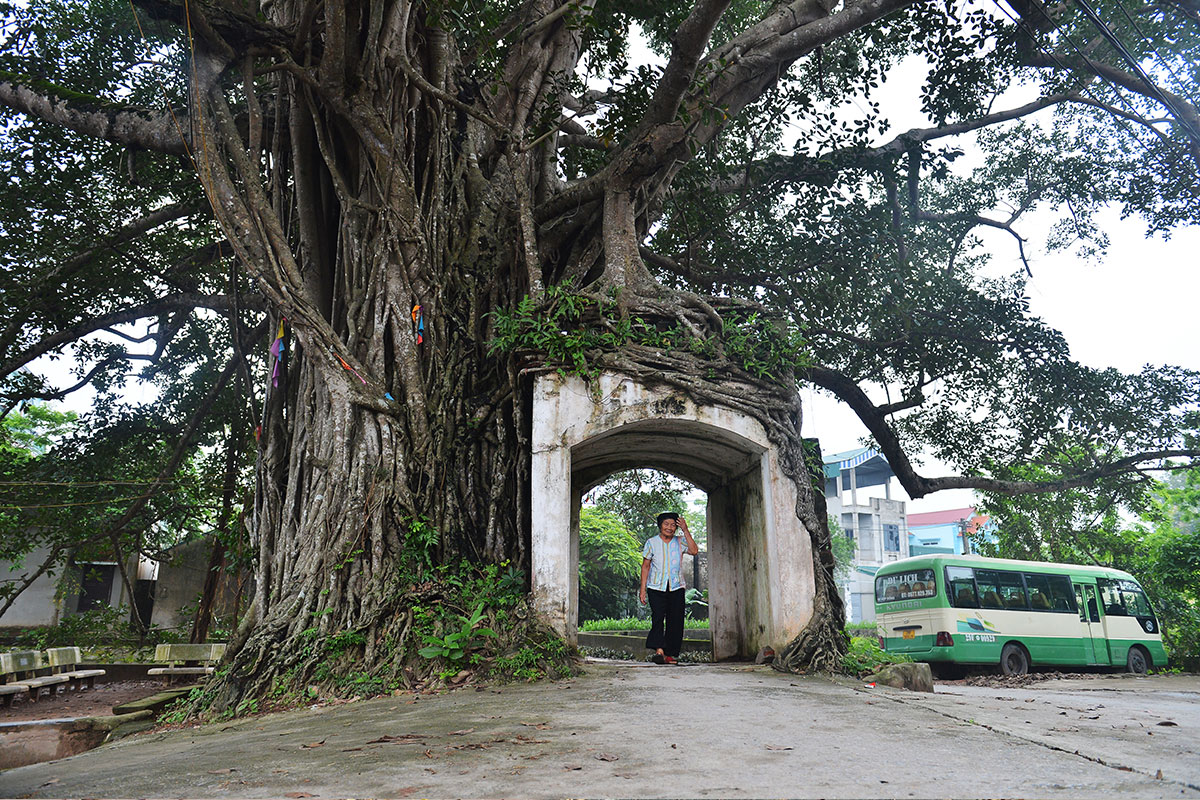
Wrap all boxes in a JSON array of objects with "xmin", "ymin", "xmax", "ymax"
[{"xmin": 823, "ymin": 447, "xmax": 910, "ymax": 622}]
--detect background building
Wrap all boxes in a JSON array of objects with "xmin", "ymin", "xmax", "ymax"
[
  {"xmin": 907, "ymin": 507, "xmax": 990, "ymax": 555},
  {"xmin": 823, "ymin": 447, "xmax": 908, "ymax": 622}
]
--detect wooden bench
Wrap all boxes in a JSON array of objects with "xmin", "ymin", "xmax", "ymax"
[
  {"xmin": 45, "ymin": 647, "xmax": 106, "ymax": 691},
  {"xmin": 0, "ymin": 650, "xmax": 69, "ymax": 704},
  {"xmin": 147, "ymin": 643, "xmax": 226, "ymax": 685}
]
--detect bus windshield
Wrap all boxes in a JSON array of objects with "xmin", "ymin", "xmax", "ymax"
[
  {"xmin": 1097, "ymin": 578, "xmax": 1154, "ymax": 618},
  {"xmin": 875, "ymin": 569, "xmax": 936, "ymax": 602}
]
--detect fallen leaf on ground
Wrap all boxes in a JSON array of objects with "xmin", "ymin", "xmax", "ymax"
[
  {"xmin": 1156, "ymin": 721, "xmax": 1178, "ymax": 726},
  {"xmin": 449, "ymin": 728, "xmax": 475, "ymax": 735},
  {"xmin": 301, "ymin": 740, "xmax": 326, "ymax": 749},
  {"xmin": 595, "ymin": 753, "xmax": 619, "ymax": 761},
  {"xmin": 564, "ymin": 764, "xmax": 583, "ymax": 770},
  {"xmin": 1156, "ymin": 769, "xmax": 1164, "ymax": 779},
  {"xmin": 766, "ymin": 745, "xmax": 793, "ymax": 751},
  {"xmin": 284, "ymin": 793, "xmax": 317, "ymax": 798},
  {"xmin": 367, "ymin": 733, "xmax": 426, "ymax": 744},
  {"xmin": 39, "ymin": 779, "xmax": 59, "ymax": 787},
  {"xmin": 207, "ymin": 768, "xmax": 235, "ymax": 775},
  {"xmin": 521, "ymin": 721, "xmax": 551, "ymax": 729}
]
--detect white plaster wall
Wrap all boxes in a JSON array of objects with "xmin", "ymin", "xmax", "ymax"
[
  {"xmin": 0, "ymin": 546, "xmax": 64, "ymax": 628},
  {"xmin": 762, "ymin": 449, "xmax": 815, "ymax": 647},
  {"xmin": 530, "ymin": 378, "xmax": 574, "ymax": 636}
]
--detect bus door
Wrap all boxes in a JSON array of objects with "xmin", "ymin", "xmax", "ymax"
[{"xmin": 1073, "ymin": 583, "xmax": 1102, "ymax": 665}]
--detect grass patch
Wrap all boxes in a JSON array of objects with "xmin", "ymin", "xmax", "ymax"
[{"xmin": 841, "ymin": 636, "xmax": 912, "ymax": 677}]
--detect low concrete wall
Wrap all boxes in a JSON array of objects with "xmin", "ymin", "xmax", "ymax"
[
  {"xmin": 0, "ymin": 710, "xmax": 154, "ymax": 770},
  {"xmin": 578, "ymin": 632, "xmax": 712, "ymax": 657}
]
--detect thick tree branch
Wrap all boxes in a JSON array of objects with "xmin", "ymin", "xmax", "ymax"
[
  {"xmin": 805, "ymin": 365, "xmax": 1200, "ymax": 498},
  {"xmin": 0, "ymin": 294, "xmax": 265, "ymax": 381},
  {"xmin": 640, "ymin": 0, "xmax": 732, "ymax": 130},
  {"xmin": 0, "ymin": 72, "xmax": 192, "ymax": 155},
  {"xmin": 42, "ymin": 204, "xmax": 201, "ymax": 284},
  {"xmin": 133, "ymin": 0, "xmax": 292, "ymax": 54},
  {"xmin": 921, "ymin": 451, "xmax": 1200, "ymax": 495},
  {"xmin": 713, "ymin": 93, "xmax": 1078, "ymax": 194}
]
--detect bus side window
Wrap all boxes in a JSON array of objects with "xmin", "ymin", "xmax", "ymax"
[
  {"xmin": 976, "ymin": 570, "xmax": 1003, "ymax": 609},
  {"xmin": 1047, "ymin": 575, "xmax": 1076, "ymax": 613},
  {"xmin": 945, "ymin": 567, "xmax": 977, "ymax": 607},
  {"xmin": 998, "ymin": 571, "xmax": 1028, "ymax": 609},
  {"xmin": 1098, "ymin": 580, "xmax": 1129, "ymax": 616},
  {"xmin": 1024, "ymin": 573, "xmax": 1049, "ymax": 610}
]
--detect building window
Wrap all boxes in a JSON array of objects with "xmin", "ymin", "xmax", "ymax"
[{"xmin": 884, "ymin": 524, "xmax": 900, "ymax": 552}]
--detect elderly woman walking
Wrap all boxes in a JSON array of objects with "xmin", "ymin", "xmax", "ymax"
[{"xmin": 638, "ymin": 511, "xmax": 699, "ymax": 664}]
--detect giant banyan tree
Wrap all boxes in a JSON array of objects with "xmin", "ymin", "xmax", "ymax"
[{"xmin": 1, "ymin": 0, "xmax": 1199, "ymax": 710}]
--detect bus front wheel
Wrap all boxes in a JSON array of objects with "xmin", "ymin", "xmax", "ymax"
[
  {"xmin": 1126, "ymin": 646, "xmax": 1150, "ymax": 675},
  {"xmin": 1000, "ymin": 643, "xmax": 1029, "ymax": 676}
]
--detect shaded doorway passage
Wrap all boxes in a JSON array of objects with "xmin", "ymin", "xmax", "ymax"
[
  {"xmin": 531, "ymin": 372, "xmax": 816, "ymax": 660},
  {"xmin": 577, "ymin": 469, "xmax": 709, "ymax": 656}
]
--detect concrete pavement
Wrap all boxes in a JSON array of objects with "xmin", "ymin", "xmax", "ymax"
[{"xmin": 1, "ymin": 662, "xmax": 1197, "ymax": 798}]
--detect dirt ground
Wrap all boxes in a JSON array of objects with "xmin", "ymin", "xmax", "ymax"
[{"xmin": 0, "ymin": 680, "xmax": 161, "ymax": 722}]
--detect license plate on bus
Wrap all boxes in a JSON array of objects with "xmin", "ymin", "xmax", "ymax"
[{"xmin": 902, "ymin": 630, "xmax": 915, "ymax": 640}]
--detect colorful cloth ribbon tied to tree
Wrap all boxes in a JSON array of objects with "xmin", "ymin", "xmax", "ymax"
[
  {"xmin": 335, "ymin": 352, "xmax": 368, "ymax": 385},
  {"xmin": 269, "ymin": 319, "xmax": 287, "ymax": 387},
  {"xmin": 412, "ymin": 303, "xmax": 424, "ymax": 345}
]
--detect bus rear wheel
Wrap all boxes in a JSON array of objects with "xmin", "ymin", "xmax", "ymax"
[
  {"xmin": 1126, "ymin": 646, "xmax": 1149, "ymax": 675},
  {"xmin": 1000, "ymin": 643, "xmax": 1029, "ymax": 676}
]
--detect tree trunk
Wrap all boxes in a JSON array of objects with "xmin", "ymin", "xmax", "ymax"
[{"xmin": 173, "ymin": 0, "xmax": 846, "ymax": 711}]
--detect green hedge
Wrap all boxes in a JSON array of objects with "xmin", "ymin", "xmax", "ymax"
[{"xmin": 580, "ymin": 617, "xmax": 710, "ymax": 632}]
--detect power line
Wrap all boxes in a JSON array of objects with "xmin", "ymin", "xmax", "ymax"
[
  {"xmin": 1071, "ymin": 0, "xmax": 1200, "ymax": 144},
  {"xmin": 990, "ymin": 0, "xmax": 1187, "ymax": 173},
  {"xmin": 1109, "ymin": 0, "xmax": 1200, "ymax": 108}
]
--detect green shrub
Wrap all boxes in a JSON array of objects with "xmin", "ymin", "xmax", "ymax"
[
  {"xmin": 845, "ymin": 620, "xmax": 878, "ymax": 631},
  {"xmin": 12, "ymin": 607, "xmax": 184, "ymax": 651},
  {"xmin": 841, "ymin": 636, "xmax": 911, "ymax": 677}
]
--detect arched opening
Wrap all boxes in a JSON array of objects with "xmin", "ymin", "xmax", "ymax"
[
  {"xmin": 577, "ymin": 468, "xmax": 707, "ymax": 627},
  {"xmin": 531, "ymin": 372, "xmax": 815, "ymax": 661}
]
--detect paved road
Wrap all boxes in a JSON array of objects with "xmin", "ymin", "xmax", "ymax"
[{"xmin": 1, "ymin": 662, "xmax": 1197, "ymax": 798}]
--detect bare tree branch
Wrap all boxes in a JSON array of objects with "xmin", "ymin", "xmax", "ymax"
[
  {"xmin": 42, "ymin": 204, "xmax": 201, "ymax": 284},
  {"xmin": 713, "ymin": 93, "xmax": 1079, "ymax": 194}
]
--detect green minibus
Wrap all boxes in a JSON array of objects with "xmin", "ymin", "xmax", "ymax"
[{"xmin": 874, "ymin": 554, "xmax": 1166, "ymax": 676}]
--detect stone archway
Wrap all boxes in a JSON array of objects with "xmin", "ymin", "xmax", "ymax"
[{"xmin": 530, "ymin": 371, "xmax": 815, "ymax": 660}]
